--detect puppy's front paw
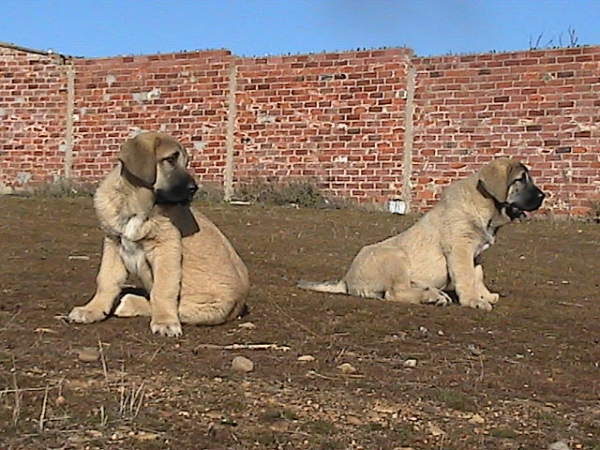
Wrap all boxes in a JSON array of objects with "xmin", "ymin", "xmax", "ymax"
[
  {"xmin": 69, "ymin": 306, "xmax": 108, "ymax": 323},
  {"xmin": 150, "ymin": 320, "xmax": 183, "ymax": 337},
  {"xmin": 460, "ymin": 298, "xmax": 493, "ymax": 311},
  {"xmin": 482, "ymin": 292, "xmax": 500, "ymax": 304},
  {"xmin": 123, "ymin": 214, "xmax": 147, "ymax": 241}
]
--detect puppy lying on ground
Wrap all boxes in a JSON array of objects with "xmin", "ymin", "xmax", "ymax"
[
  {"xmin": 298, "ymin": 158, "xmax": 545, "ymax": 311},
  {"xmin": 69, "ymin": 132, "xmax": 249, "ymax": 336}
]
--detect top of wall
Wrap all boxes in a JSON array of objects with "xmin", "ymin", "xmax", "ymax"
[
  {"xmin": 0, "ymin": 41, "xmax": 61, "ymax": 57},
  {"xmin": 1, "ymin": 40, "xmax": 597, "ymax": 66},
  {"xmin": 414, "ymin": 44, "xmax": 596, "ymax": 64},
  {"xmin": 79, "ymin": 49, "xmax": 232, "ymax": 63}
]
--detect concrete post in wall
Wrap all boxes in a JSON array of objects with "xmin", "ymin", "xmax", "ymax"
[
  {"xmin": 402, "ymin": 65, "xmax": 416, "ymax": 213},
  {"xmin": 64, "ymin": 63, "xmax": 75, "ymax": 179},
  {"xmin": 224, "ymin": 59, "xmax": 237, "ymax": 202}
]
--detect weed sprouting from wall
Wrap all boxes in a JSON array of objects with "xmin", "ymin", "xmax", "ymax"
[{"xmin": 529, "ymin": 26, "xmax": 580, "ymax": 50}]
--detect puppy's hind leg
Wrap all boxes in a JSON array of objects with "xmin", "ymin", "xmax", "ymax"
[
  {"xmin": 114, "ymin": 293, "xmax": 152, "ymax": 317},
  {"xmin": 419, "ymin": 287, "xmax": 453, "ymax": 306},
  {"xmin": 383, "ymin": 263, "xmax": 452, "ymax": 307},
  {"xmin": 178, "ymin": 295, "xmax": 245, "ymax": 326},
  {"xmin": 385, "ymin": 283, "xmax": 452, "ymax": 307}
]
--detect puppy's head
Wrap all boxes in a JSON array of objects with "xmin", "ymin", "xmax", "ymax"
[
  {"xmin": 119, "ymin": 132, "xmax": 198, "ymax": 204},
  {"xmin": 477, "ymin": 158, "xmax": 545, "ymax": 220}
]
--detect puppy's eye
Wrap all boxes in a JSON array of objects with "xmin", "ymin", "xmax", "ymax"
[
  {"xmin": 514, "ymin": 173, "xmax": 527, "ymax": 183},
  {"xmin": 163, "ymin": 152, "xmax": 179, "ymax": 165}
]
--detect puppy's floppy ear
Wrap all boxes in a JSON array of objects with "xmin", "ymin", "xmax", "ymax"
[
  {"xmin": 477, "ymin": 158, "xmax": 512, "ymax": 203},
  {"xmin": 119, "ymin": 133, "xmax": 159, "ymax": 186}
]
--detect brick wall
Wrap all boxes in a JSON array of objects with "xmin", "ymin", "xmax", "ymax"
[
  {"xmin": 412, "ymin": 47, "xmax": 600, "ymax": 215},
  {"xmin": 71, "ymin": 50, "xmax": 233, "ymax": 183},
  {"xmin": 1, "ymin": 42, "xmax": 599, "ymax": 215},
  {"xmin": 235, "ymin": 48, "xmax": 411, "ymax": 203},
  {"xmin": 0, "ymin": 45, "xmax": 68, "ymax": 186}
]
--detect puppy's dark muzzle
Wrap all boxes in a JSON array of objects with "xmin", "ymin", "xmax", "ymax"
[
  {"xmin": 521, "ymin": 187, "xmax": 545, "ymax": 212},
  {"xmin": 156, "ymin": 175, "xmax": 198, "ymax": 204},
  {"xmin": 507, "ymin": 186, "xmax": 545, "ymax": 220}
]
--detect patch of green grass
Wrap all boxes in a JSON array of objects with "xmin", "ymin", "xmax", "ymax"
[
  {"xmin": 363, "ymin": 421, "xmax": 386, "ymax": 432},
  {"xmin": 581, "ymin": 420, "xmax": 600, "ymax": 434},
  {"xmin": 490, "ymin": 427, "xmax": 519, "ymax": 439},
  {"xmin": 581, "ymin": 421, "xmax": 600, "ymax": 448},
  {"xmin": 428, "ymin": 388, "xmax": 477, "ymax": 412},
  {"xmin": 304, "ymin": 419, "xmax": 336, "ymax": 436},
  {"xmin": 317, "ymin": 439, "xmax": 344, "ymax": 450},
  {"xmin": 255, "ymin": 431, "xmax": 288, "ymax": 447},
  {"xmin": 259, "ymin": 407, "xmax": 298, "ymax": 423},
  {"xmin": 392, "ymin": 422, "xmax": 416, "ymax": 440},
  {"xmin": 291, "ymin": 421, "xmax": 344, "ymax": 450},
  {"xmin": 534, "ymin": 411, "xmax": 565, "ymax": 427}
]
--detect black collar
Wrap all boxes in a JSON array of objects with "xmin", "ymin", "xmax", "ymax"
[{"xmin": 476, "ymin": 180, "xmax": 507, "ymax": 211}]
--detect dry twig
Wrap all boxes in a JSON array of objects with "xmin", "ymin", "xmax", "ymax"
[{"xmin": 194, "ymin": 343, "xmax": 291, "ymax": 352}]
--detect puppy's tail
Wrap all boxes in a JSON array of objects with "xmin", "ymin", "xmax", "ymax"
[{"xmin": 297, "ymin": 279, "xmax": 348, "ymax": 295}]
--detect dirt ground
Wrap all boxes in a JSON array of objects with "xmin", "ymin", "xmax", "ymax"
[{"xmin": 0, "ymin": 195, "xmax": 599, "ymax": 450}]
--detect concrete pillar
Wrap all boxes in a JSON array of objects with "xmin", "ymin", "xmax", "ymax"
[
  {"xmin": 224, "ymin": 59, "xmax": 237, "ymax": 201},
  {"xmin": 402, "ymin": 65, "xmax": 416, "ymax": 213},
  {"xmin": 64, "ymin": 63, "xmax": 75, "ymax": 179}
]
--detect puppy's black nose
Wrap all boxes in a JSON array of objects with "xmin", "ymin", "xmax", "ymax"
[{"xmin": 188, "ymin": 182, "xmax": 198, "ymax": 195}]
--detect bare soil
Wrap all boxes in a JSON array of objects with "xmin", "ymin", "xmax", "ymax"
[{"xmin": 0, "ymin": 196, "xmax": 599, "ymax": 450}]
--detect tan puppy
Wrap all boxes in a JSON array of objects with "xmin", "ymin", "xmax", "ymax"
[
  {"xmin": 69, "ymin": 132, "xmax": 249, "ymax": 336},
  {"xmin": 298, "ymin": 158, "xmax": 545, "ymax": 311}
]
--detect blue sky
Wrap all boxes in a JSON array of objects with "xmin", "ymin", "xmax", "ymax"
[{"xmin": 1, "ymin": 1, "xmax": 599, "ymax": 58}]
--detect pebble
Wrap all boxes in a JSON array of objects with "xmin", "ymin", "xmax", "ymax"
[
  {"xmin": 238, "ymin": 322, "xmax": 256, "ymax": 329},
  {"xmin": 231, "ymin": 356, "xmax": 254, "ymax": 373},
  {"xmin": 297, "ymin": 354, "xmax": 315, "ymax": 362},
  {"xmin": 403, "ymin": 358, "xmax": 418, "ymax": 367},
  {"xmin": 134, "ymin": 431, "xmax": 161, "ymax": 441},
  {"xmin": 427, "ymin": 421, "xmax": 446, "ymax": 436},
  {"xmin": 468, "ymin": 413, "xmax": 485, "ymax": 424},
  {"xmin": 337, "ymin": 362, "xmax": 358, "ymax": 374},
  {"xmin": 467, "ymin": 344, "xmax": 483, "ymax": 356},
  {"xmin": 77, "ymin": 347, "xmax": 100, "ymax": 362},
  {"xmin": 548, "ymin": 442, "xmax": 571, "ymax": 450}
]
